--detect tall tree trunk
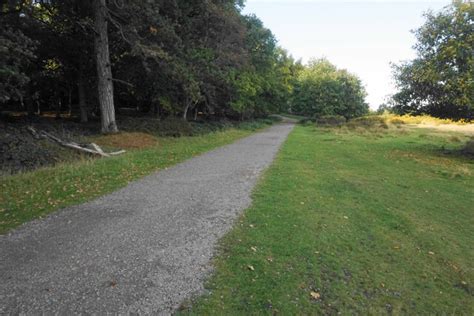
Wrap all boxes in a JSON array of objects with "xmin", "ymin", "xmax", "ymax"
[
  {"xmin": 67, "ymin": 86, "xmax": 72, "ymax": 116},
  {"xmin": 78, "ymin": 64, "xmax": 88, "ymax": 123},
  {"xmin": 36, "ymin": 100, "xmax": 41, "ymax": 115},
  {"xmin": 92, "ymin": 0, "xmax": 118, "ymax": 133},
  {"xmin": 194, "ymin": 107, "xmax": 199, "ymax": 121},
  {"xmin": 55, "ymin": 96, "xmax": 61, "ymax": 119},
  {"xmin": 183, "ymin": 101, "xmax": 190, "ymax": 121}
]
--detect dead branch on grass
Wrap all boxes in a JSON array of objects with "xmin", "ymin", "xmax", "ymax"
[{"xmin": 27, "ymin": 127, "xmax": 126, "ymax": 157}]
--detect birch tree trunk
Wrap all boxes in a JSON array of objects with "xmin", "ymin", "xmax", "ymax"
[
  {"xmin": 93, "ymin": 0, "xmax": 118, "ymax": 133},
  {"xmin": 183, "ymin": 101, "xmax": 190, "ymax": 121}
]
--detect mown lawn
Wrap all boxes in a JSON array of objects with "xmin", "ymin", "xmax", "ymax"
[
  {"xmin": 0, "ymin": 127, "xmax": 265, "ymax": 234},
  {"xmin": 186, "ymin": 124, "xmax": 474, "ymax": 314}
]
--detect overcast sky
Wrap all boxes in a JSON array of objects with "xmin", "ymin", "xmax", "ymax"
[{"xmin": 243, "ymin": 0, "xmax": 450, "ymax": 109}]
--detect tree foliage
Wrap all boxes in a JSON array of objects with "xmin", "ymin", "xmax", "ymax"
[
  {"xmin": 0, "ymin": 0, "xmax": 299, "ymax": 128},
  {"xmin": 391, "ymin": 1, "xmax": 474, "ymax": 120},
  {"xmin": 0, "ymin": 26, "xmax": 36, "ymax": 104},
  {"xmin": 1, "ymin": 0, "xmax": 373, "ymax": 128},
  {"xmin": 292, "ymin": 58, "xmax": 368, "ymax": 119}
]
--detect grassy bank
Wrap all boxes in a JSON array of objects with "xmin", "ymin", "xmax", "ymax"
[
  {"xmin": 186, "ymin": 124, "xmax": 474, "ymax": 314},
  {"xmin": 0, "ymin": 120, "xmax": 274, "ymax": 234}
]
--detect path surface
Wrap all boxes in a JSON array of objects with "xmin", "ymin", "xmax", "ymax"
[{"xmin": 0, "ymin": 123, "xmax": 294, "ymax": 315}]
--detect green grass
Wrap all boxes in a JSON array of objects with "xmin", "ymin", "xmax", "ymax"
[
  {"xmin": 0, "ymin": 127, "xmax": 264, "ymax": 234},
  {"xmin": 185, "ymin": 125, "xmax": 474, "ymax": 314}
]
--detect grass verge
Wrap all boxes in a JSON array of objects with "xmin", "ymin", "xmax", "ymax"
[
  {"xmin": 0, "ymin": 122, "xmax": 272, "ymax": 234},
  {"xmin": 185, "ymin": 124, "xmax": 473, "ymax": 314}
]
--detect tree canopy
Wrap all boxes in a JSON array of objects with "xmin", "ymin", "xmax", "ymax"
[
  {"xmin": 292, "ymin": 58, "xmax": 368, "ymax": 119},
  {"xmin": 391, "ymin": 1, "xmax": 474, "ymax": 121},
  {"xmin": 1, "ymin": 0, "xmax": 372, "ymax": 131},
  {"xmin": 1, "ymin": 0, "xmax": 299, "ymax": 130}
]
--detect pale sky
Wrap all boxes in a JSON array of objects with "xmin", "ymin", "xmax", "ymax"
[{"xmin": 243, "ymin": 0, "xmax": 451, "ymax": 109}]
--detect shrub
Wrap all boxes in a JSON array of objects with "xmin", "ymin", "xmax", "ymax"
[
  {"xmin": 351, "ymin": 115, "xmax": 385, "ymax": 125},
  {"xmin": 122, "ymin": 116, "xmax": 278, "ymax": 137},
  {"xmin": 299, "ymin": 118, "xmax": 315, "ymax": 125},
  {"xmin": 389, "ymin": 118, "xmax": 406, "ymax": 125},
  {"xmin": 463, "ymin": 140, "xmax": 474, "ymax": 156},
  {"xmin": 381, "ymin": 114, "xmax": 465, "ymax": 126},
  {"xmin": 347, "ymin": 116, "xmax": 389, "ymax": 129},
  {"xmin": 236, "ymin": 118, "xmax": 275, "ymax": 131},
  {"xmin": 315, "ymin": 115, "xmax": 347, "ymax": 126},
  {"xmin": 157, "ymin": 117, "xmax": 194, "ymax": 137},
  {"xmin": 190, "ymin": 120, "xmax": 234, "ymax": 135}
]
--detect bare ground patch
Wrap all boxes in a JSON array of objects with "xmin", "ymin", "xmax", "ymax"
[{"xmin": 92, "ymin": 132, "xmax": 159, "ymax": 150}]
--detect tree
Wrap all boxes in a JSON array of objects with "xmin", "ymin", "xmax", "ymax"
[
  {"xmin": 292, "ymin": 58, "xmax": 368, "ymax": 119},
  {"xmin": 229, "ymin": 15, "xmax": 297, "ymax": 118},
  {"xmin": 391, "ymin": 1, "xmax": 474, "ymax": 121},
  {"xmin": 0, "ymin": 26, "xmax": 36, "ymax": 105},
  {"xmin": 376, "ymin": 103, "xmax": 392, "ymax": 114},
  {"xmin": 92, "ymin": 0, "xmax": 117, "ymax": 133},
  {"xmin": 0, "ymin": 2, "xmax": 37, "ymax": 108},
  {"xmin": 1, "ymin": 0, "xmax": 300, "ymax": 126}
]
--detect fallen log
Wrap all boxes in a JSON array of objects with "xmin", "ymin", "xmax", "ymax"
[{"xmin": 27, "ymin": 126, "xmax": 126, "ymax": 157}]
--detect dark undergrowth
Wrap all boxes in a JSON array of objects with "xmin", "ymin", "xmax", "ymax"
[{"xmin": 0, "ymin": 114, "xmax": 280, "ymax": 175}]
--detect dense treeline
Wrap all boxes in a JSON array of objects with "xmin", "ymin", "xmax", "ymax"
[
  {"xmin": 1, "ymin": 0, "xmax": 300, "ymax": 132},
  {"xmin": 2, "ymin": 1, "xmax": 472, "ymax": 134},
  {"xmin": 391, "ymin": 1, "xmax": 473, "ymax": 121},
  {"xmin": 1, "ymin": 0, "xmax": 374, "ymax": 134}
]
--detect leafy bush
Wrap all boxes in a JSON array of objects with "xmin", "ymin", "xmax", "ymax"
[
  {"xmin": 292, "ymin": 58, "xmax": 369, "ymax": 119},
  {"xmin": 190, "ymin": 120, "xmax": 234, "ymax": 135},
  {"xmin": 315, "ymin": 115, "xmax": 346, "ymax": 126},
  {"xmin": 157, "ymin": 117, "xmax": 194, "ymax": 137},
  {"xmin": 236, "ymin": 117, "xmax": 278, "ymax": 131},
  {"xmin": 463, "ymin": 140, "xmax": 474, "ymax": 156},
  {"xmin": 389, "ymin": 118, "xmax": 405, "ymax": 125},
  {"xmin": 347, "ymin": 116, "xmax": 389, "ymax": 129},
  {"xmin": 157, "ymin": 117, "xmax": 278, "ymax": 137},
  {"xmin": 391, "ymin": 2, "xmax": 473, "ymax": 121},
  {"xmin": 299, "ymin": 118, "xmax": 315, "ymax": 125},
  {"xmin": 382, "ymin": 114, "xmax": 464, "ymax": 126}
]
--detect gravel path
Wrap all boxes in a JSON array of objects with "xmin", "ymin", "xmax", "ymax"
[{"xmin": 0, "ymin": 122, "xmax": 294, "ymax": 315}]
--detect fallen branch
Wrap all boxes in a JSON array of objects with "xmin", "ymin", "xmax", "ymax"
[{"xmin": 27, "ymin": 127, "xmax": 126, "ymax": 157}]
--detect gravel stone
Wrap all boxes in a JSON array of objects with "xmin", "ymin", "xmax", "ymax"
[{"xmin": 0, "ymin": 122, "xmax": 294, "ymax": 315}]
